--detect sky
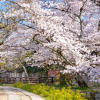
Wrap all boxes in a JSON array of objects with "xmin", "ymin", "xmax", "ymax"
[
  {"xmin": 0, "ymin": 0, "xmax": 12, "ymax": 12},
  {"xmin": 0, "ymin": 1, "xmax": 5, "ymax": 10}
]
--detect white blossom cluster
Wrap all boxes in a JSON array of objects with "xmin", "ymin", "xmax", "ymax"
[{"xmin": 1, "ymin": 0, "xmax": 100, "ymax": 83}]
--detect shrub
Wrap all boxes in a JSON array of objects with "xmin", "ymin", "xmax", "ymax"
[{"xmin": 13, "ymin": 82, "xmax": 88, "ymax": 100}]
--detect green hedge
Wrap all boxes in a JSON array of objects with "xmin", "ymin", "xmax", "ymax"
[{"xmin": 13, "ymin": 82, "xmax": 88, "ymax": 100}]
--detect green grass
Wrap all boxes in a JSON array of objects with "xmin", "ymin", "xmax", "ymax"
[
  {"xmin": 54, "ymin": 84, "xmax": 69, "ymax": 88},
  {"xmin": 54, "ymin": 84, "xmax": 96, "ymax": 93},
  {"xmin": 54, "ymin": 84, "xmax": 89, "ymax": 90},
  {"xmin": 72, "ymin": 87, "xmax": 89, "ymax": 90},
  {"xmin": 0, "ymin": 83, "xmax": 3, "ymax": 86}
]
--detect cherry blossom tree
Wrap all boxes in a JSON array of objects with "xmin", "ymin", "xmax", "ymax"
[{"xmin": 0, "ymin": 0, "xmax": 100, "ymax": 87}]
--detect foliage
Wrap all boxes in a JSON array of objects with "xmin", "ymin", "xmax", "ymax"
[
  {"xmin": 0, "ymin": 41, "xmax": 3, "ymax": 45},
  {"xmin": 13, "ymin": 82, "xmax": 88, "ymax": 100},
  {"xmin": 25, "ymin": 51, "xmax": 34, "ymax": 57},
  {"xmin": 0, "ymin": 83, "xmax": 3, "ymax": 86},
  {"xmin": 54, "ymin": 84, "xmax": 69, "ymax": 88},
  {"xmin": 26, "ymin": 66, "xmax": 45, "ymax": 73},
  {"xmin": 0, "ymin": 62, "xmax": 6, "ymax": 67},
  {"xmin": 72, "ymin": 87, "xmax": 90, "ymax": 91}
]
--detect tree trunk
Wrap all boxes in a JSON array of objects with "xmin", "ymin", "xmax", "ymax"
[
  {"xmin": 21, "ymin": 64, "xmax": 29, "ymax": 77},
  {"xmin": 20, "ymin": 62, "xmax": 30, "ymax": 83},
  {"xmin": 74, "ymin": 72, "xmax": 88, "ymax": 88}
]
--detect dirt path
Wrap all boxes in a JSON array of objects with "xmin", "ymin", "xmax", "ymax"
[
  {"xmin": 0, "ymin": 88, "xmax": 8, "ymax": 100},
  {"xmin": 0, "ymin": 86, "xmax": 45, "ymax": 100}
]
